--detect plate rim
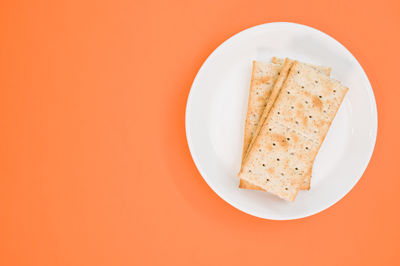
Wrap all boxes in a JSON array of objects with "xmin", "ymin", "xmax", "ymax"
[{"xmin": 185, "ymin": 22, "xmax": 378, "ymax": 220}]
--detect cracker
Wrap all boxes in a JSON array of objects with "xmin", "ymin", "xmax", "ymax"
[
  {"xmin": 240, "ymin": 58, "xmax": 331, "ymax": 190},
  {"xmin": 239, "ymin": 59, "xmax": 292, "ymax": 191},
  {"xmin": 239, "ymin": 61, "xmax": 348, "ymax": 201},
  {"xmin": 241, "ymin": 61, "xmax": 282, "ymax": 162}
]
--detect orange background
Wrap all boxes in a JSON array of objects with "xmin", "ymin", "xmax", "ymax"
[{"xmin": 0, "ymin": 0, "xmax": 399, "ymax": 265}]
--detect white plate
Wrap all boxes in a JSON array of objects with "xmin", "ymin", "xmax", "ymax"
[{"xmin": 185, "ymin": 22, "xmax": 377, "ymax": 220}]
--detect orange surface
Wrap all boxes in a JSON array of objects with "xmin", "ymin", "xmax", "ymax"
[{"xmin": 0, "ymin": 0, "xmax": 399, "ymax": 265}]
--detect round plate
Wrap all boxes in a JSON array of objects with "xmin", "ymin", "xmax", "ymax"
[{"xmin": 185, "ymin": 22, "xmax": 377, "ymax": 220}]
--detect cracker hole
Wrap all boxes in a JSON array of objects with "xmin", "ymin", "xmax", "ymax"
[
  {"xmin": 262, "ymin": 164, "xmax": 265, "ymax": 167},
  {"xmin": 305, "ymin": 101, "xmax": 308, "ymax": 104},
  {"xmin": 287, "ymin": 91, "xmax": 290, "ymax": 94},
  {"xmin": 290, "ymin": 152, "xmax": 294, "ymax": 155},
  {"xmin": 319, "ymin": 95, "xmax": 322, "ymax": 98},
  {"xmin": 287, "ymin": 138, "xmax": 290, "ymax": 141},
  {"xmin": 295, "ymin": 121, "xmax": 299, "ymax": 124},
  {"xmin": 285, "ymin": 187, "xmax": 288, "ymax": 190},
  {"xmin": 333, "ymin": 90, "xmax": 336, "ymax": 93},
  {"xmin": 281, "ymin": 173, "xmax": 284, "ymax": 176},
  {"xmin": 276, "ymin": 158, "xmax": 280, "ymax": 161},
  {"xmin": 297, "ymin": 71, "xmax": 300, "ymax": 74},
  {"xmin": 272, "ymin": 143, "xmax": 276, "ymax": 146},
  {"xmin": 305, "ymin": 147, "xmax": 309, "ymax": 150},
  {"xmin": 309, "ymin": 115, "xmax": 312, "ymax": 118},
  {"xmin": 277, "ymin": 112, "xmax": 280, "ymax": 115},
  {"xmin": 295, "ymin": 167, "xmax": 298, "ymax": 170},
  {"xmin": 269, "ymin": 128, "xmax": 272, "ymax": 131},
  {"xmin": 248, "ymin": 169, "xmax": 251, "ymax": 173},
  {"xmin": 258, "ymin": 149, "xmax": 261, "ymax": 152},
  {"xmin": 301, "ymin": 86, "xmax": 304, "ymax": 89},
  {"xmin": 315, "ymin": 80, "xmax": 318, "ymax": 83},
  {"xmin": 291, "ymin": 106, "xmax": 294, "ymax": 109},
  {"xmin": 266, "ymin": 179, "xmax": 270, "ymax": 182}
]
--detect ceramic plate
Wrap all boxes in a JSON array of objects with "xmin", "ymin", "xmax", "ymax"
[{"xmin": 185, "ymin": 22, "xmax": 377, "ymax": 220}]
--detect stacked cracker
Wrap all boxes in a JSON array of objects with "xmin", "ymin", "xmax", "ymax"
[{"xmin": 238, "ymin": 58, "xmax": 348, "ymax": 201}]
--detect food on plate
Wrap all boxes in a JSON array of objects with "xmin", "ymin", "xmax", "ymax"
[{"xmin": 238, "ymin": 58, "xmax": 348, "ymax": 201}]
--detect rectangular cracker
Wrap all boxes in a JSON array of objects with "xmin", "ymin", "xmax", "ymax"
[
  {"xmin": 239, "ymin": 58, "xmax": 292, "ymax": 190},
  {"xmin": 241, "ymin": 61, "xmax": 283, "ymax": 165},
  {"xmin": 240, "ymin": 58, "xmax": 331, "ymax": 190},
  {"xmin": 238, "ymin": 61, "xmax": 348, "ymax": 201}
]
